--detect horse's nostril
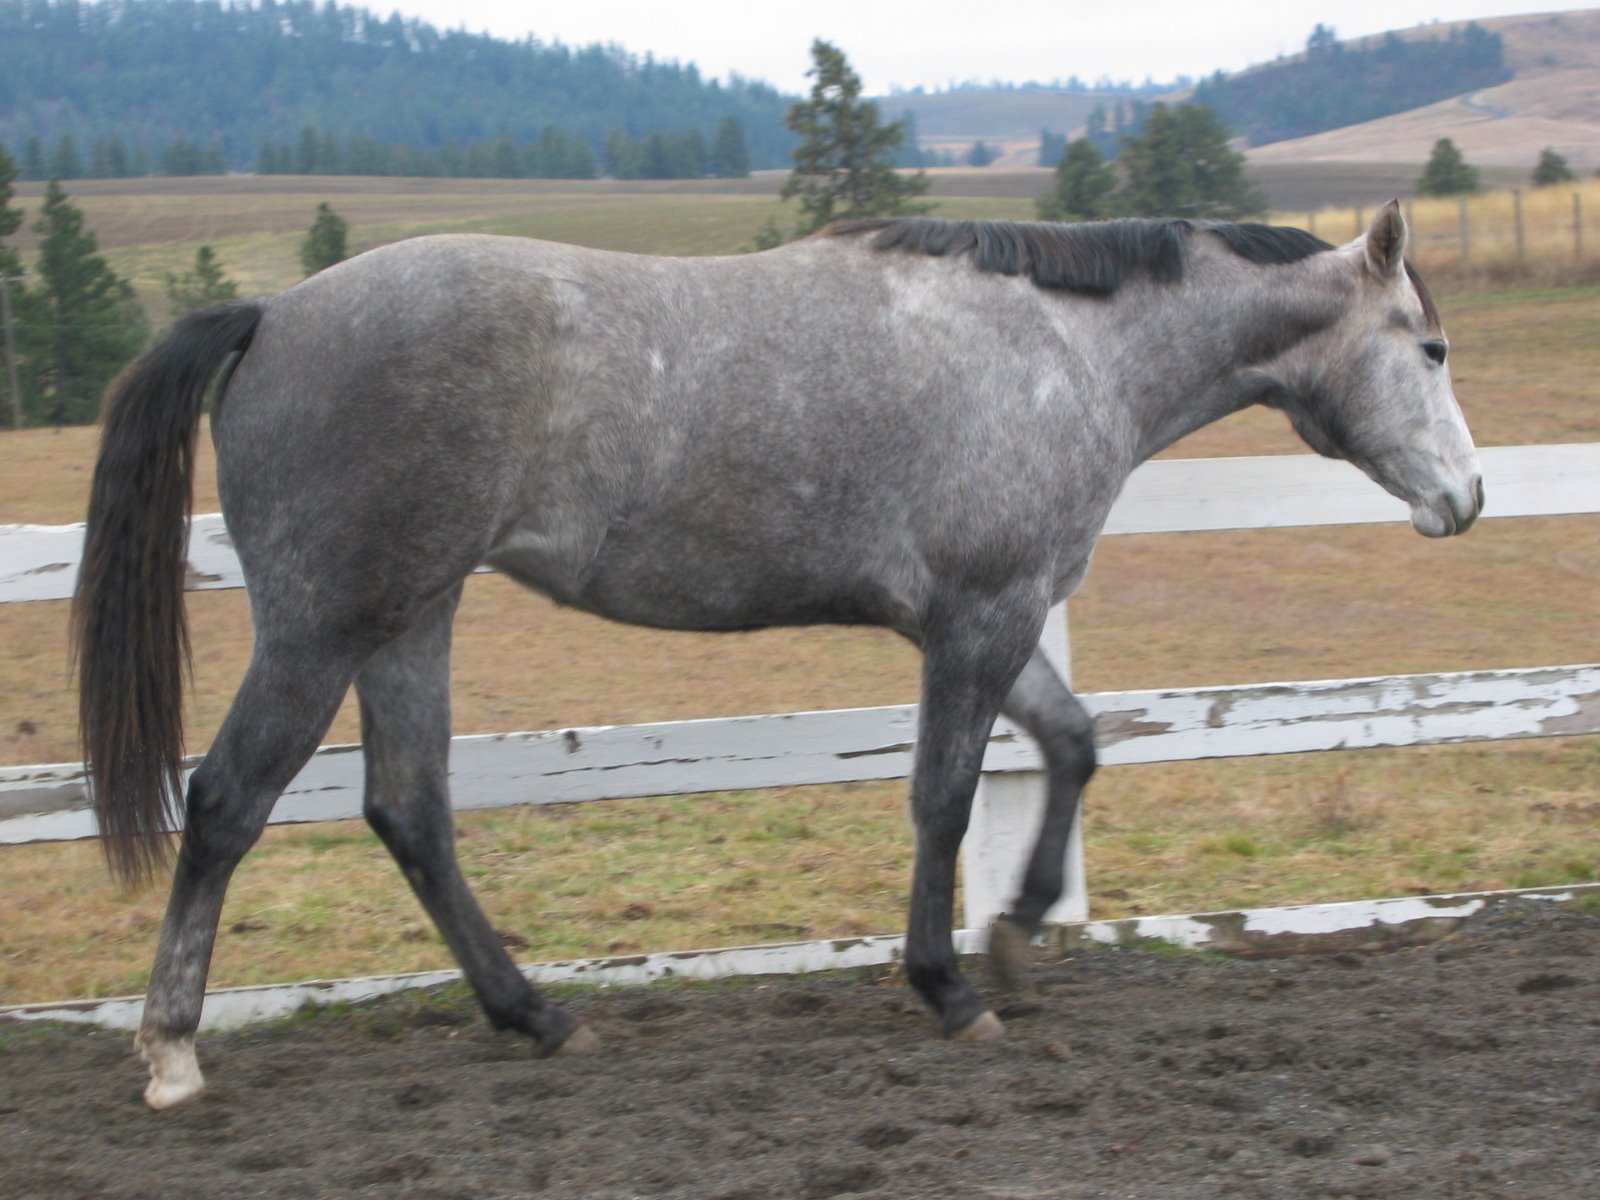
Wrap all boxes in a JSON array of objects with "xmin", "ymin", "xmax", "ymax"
[{"xmin": 1473, "ymin": 475, "xmax": 1485, "ymax": 514}]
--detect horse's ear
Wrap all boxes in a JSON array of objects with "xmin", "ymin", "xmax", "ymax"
[{"xmin": 1364, "ymin": 199, "xmax": 1406, "ymax": 279}]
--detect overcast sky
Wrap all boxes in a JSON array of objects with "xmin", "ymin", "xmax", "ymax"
[{"xmin": 374, "ymin": 1, "xmax": 1591, "ymax": 94}]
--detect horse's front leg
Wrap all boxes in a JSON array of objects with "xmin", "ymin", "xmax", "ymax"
[
  {"xmin": 985, "ymin": 648, "xmax": 1098, "ymax": 988},
  {"xmin": 904, "ymin": 587, "xmax": 1046, "ymax": 1040}
]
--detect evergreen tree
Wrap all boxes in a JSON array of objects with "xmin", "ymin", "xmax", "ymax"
[
  {"xmin": 0, "ymin": 145, "xmax": 29, "ymax": 426},
  {"xmin": 1417, "ymin": 138, "xmax": 1479, "ymax": 196},
  {"xmin": 966, "ymin": 141, "xmax": 996, "ymax": 168},
  {"xmin": 1531, "ymin": 147, "xmax": 1575, "ymax": 187},
  {"xmin": 50, "ymin": 135, "xmax": 84, "ymax": 180},
  {"xmin": 1038, "ymin": 129, "xmax": 1066, "ymax": 169},
  {"xmin": 0, "ymin": 145, "xmax": 24, "ymax": 281},
  {"xmin": 1172, "ymin": 104, "xmax": 1265, "ymax": 218},
  {"xmin": 299, "ymin": 202, "xmax": 349, "ymax": 275},
  {"xmin": 164, "ymin": 245, "xmax": 239, "ymax": 316},
  {"xmin": 775, "ymin": 40, "xmax": 931, "ymax": 240},
  {"xmin": 1117, "ymin": 103, "xmax": 1263, "ymax": 218},
  {"xmin": 1036, "ymin": 138, "xmax": 1117, "ymax": 222},
  {"xmin": 29, "ymin": 180, "xmax": 148, "ymax": 423},
  {"xmin": 710, "ymin": 117, "xmax": 751, "ymax": 178}
]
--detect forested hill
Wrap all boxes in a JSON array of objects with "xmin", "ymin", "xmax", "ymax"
[
  {"xmin": 1190, "ymin": 21, "xmax": 1512, "ymax": 148},
  {"xmin": 0, "ymin": 0, "xmax": 796, "ymax": 176}
]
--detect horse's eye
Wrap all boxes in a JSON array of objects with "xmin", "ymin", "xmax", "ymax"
[{"xmin": 1422, "ymin": 339, "xmax": 1448, "ymax": 366}]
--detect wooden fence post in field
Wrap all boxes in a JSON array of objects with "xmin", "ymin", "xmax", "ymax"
[
  {"xmin": 1513, "ymin": 189, "xmax": 1525, "ymax": 267},
  {"xmin": 1459, "ymin": 198, "xmax": 1471, "ymax": 269},
  {"xmin": 1577, "ymin": 192, "xmax": 1585, "ymax": 264}
]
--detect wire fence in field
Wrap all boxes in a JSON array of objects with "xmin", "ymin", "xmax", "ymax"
[{"xmin": 1277, "ymin": 179, "xmax": 1600, "ymax": 281}]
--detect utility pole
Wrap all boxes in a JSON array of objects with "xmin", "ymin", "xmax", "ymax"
[{"xmin": 0, "ymin": 269, "xmax": 22, "ymax": 430}]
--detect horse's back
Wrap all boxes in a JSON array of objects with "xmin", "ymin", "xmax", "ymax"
[{"xmin": 208, "ymin": 233, "xmax": 1100, "ymax": 638}]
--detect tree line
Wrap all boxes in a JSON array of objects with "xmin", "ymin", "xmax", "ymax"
[
  {"xmin": 0, "ymin": 0, "xmax": 792, "ymax": 177},
  {"xmin": 1191, "ymin": 21, "xmax": 1510, "ymax": 147}
]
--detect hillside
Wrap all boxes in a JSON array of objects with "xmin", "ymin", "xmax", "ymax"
[
  {"xmin": 0, "ymin": 0, "xmax": 795, "ymax": 174},
  {"xmin": 1246, "ymin": 9, "xmax": 1600, "ymax": 170},
  {"xmin": 906, "ymin": 10, "xmax": 1600, "ymax": 175}
]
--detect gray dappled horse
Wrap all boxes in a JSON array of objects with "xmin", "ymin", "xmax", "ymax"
[{"xmin": 75, "ymin": 202, "xmax": 1481, "ymax": 1108}]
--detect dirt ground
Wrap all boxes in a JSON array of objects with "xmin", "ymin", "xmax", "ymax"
[{"xmin": 3, "ymin": 898, "xmax": 1597, "ymax": 1200}]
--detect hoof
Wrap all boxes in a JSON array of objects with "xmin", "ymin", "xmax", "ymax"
[
  {"xmin": 951, "ymin": 1010, "xmax": 1005, "ymax": 1043},
  {"xmin": 987, "ymin": 916, "xmax": 1033, "ymax": 993},
  {"xmin": 137, "ymin": 1032, "xmax": 205, "ymax": 1110},
  {"xmin": 551, "ymin": 1022, "xmax": 599, "ymax": 1057}
]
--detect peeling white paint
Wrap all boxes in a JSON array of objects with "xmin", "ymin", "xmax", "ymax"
[{"xmin": 6, "ymin": 886, "xmax": 1592, "ymax": 1035}]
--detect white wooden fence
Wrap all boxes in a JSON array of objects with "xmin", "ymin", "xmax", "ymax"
[{"xmin": 2, "ymin": 443, "xmax": 1598, "ymax": 944}]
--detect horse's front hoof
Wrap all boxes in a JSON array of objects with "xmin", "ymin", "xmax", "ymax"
[
  {"xmin": 551, "ymin": 1022, "xmax": 599, "ymax": 1057},
  {"xmin": 950, "ymin": 1010, "xmax": 1005, "ymax": 1042},
  {"xmin": 137, "ymin": 1032, "xmax": 205, "ymax": 1110},
  {"xmin": 987, "ymin": 915, "xmax": 1033, "ymax": 993}
]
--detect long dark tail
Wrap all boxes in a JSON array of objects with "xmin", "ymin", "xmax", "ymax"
[{"xmin": 72, "ymin": 301, "xmax": 265, "ymax": 887}]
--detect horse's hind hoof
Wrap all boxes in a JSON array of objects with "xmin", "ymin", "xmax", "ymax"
[
  {"xmin": 137, "ymin": 1032, "xmax": 206, "ymax": 1110},
  {"xmin": 951, "ymin": 1010, "xmax": 1005, "ymax": 1042},
  {"xmin": 551, "ymin": 1022, "xmax": 599, "ymax": 1057}
]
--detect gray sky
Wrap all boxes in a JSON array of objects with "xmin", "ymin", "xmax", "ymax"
[{"xmin": 374, "ymin": 1, "xmax": 1592, "ymax": 94}]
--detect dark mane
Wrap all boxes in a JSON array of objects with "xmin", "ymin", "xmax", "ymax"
[{"xmin": 828, "ymin": 217, "xmax": 1333, "ymax": 296}]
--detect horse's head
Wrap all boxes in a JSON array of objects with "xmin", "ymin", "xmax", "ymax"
[{"xmin": 1262, "ymin": 201, "xmax": 1482, "ymax": 537}]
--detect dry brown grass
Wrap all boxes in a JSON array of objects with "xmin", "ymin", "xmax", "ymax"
[
  {"xmin": 1, "ymin": 227, "xmax": 1597, "ymax": 1006},
  {"xmin": 1274, "ymin": 179, "xmax": 1600, "ymax": 288}
]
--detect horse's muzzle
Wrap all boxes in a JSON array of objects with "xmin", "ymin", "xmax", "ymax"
[{"xmin": 1410, "ymin": 474, "xmax": 1484, "ymax": 538}]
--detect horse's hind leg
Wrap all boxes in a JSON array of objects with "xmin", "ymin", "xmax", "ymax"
[
  {"xmin": 139, "ymin": 638, "xmax": 366, "ymax": 1109},
  {"xmin": 987, "ymin": 647, "xmax": 1097, "ymax": 989},
  {"xmin": 355, "ymin": 585, "xmax": 591, "ymax": 1057}
]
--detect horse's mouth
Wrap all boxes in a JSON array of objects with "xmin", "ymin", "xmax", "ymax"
[{"xmin": 1409, "ymin": 476, "xmax": 1484, "ymax": 538}]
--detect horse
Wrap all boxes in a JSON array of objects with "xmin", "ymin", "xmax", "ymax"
[{"xmin": 74, "ymin": 201, "xmax": 1481, "ymax": 1109}]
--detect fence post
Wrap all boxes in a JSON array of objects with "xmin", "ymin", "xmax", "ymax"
[
  {"xmin": 1459, "ymin": 198, "xmax": 1471, "ymax": 269},
  {"xmin": 1513, "ymin": 188, "xmax": 1525, "ymax": 268},
  {"xmin": 962, "ymin": 602, "xmax": 1087, "ymax": 931},
  {"xmin": 1577, "ymin": 192, "xmax": 1585, "ymax": 264}
]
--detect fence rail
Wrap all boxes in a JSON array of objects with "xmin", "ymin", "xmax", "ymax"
[{"xmin": 3, "ymin": 443, "xmax": 1598, "ymax": 930}]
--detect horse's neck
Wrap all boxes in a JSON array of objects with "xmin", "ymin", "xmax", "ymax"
[{"xmin": 1111, "ymin": 258, "xmax": 1348, "ymax": 463}]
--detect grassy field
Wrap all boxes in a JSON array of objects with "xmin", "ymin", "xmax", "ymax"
[{"xmin": 1, "ymin": 176, "xmax": 1596, "ymax": 1006}]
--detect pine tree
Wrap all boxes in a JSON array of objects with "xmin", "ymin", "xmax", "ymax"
[
  {"xmin": 29, "ymin": 180, "xmax": 148, "ymax": 423},
  {"xmin": 774, "ymin": 40, "xmax": 932, "ymax": 240},
  {"xmin": 711, "ymin": 117, "xmax": 751, "ymax": 178},
  {"xmin": 0, "ymin": 144, "xmax": 23, "ymax": 279},
  {"xmin": 299, "ymin": 202, "xmax": 349, "ymax": 275},
  {"xmin": 1417, "ymin": 138, "xmax": 1479, "ymax": 196},
  {"xmin": 1531, "ymin": 147, "xmax": 1574, "ymax": 187},
  {"xmin": 164, "ymin": 245, "xmax": 240, "ymax": 316},
  {"xmin": 0, "ymin": 144, "xmax": 28, "ymax": 427},
  {"xmin": 1036, "ymin": 138, "xmax": 1117, "ymax": 222},
  {"xmin": 1117, "ymin": 103, "xmax": 1263, "ymax": 218}
]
